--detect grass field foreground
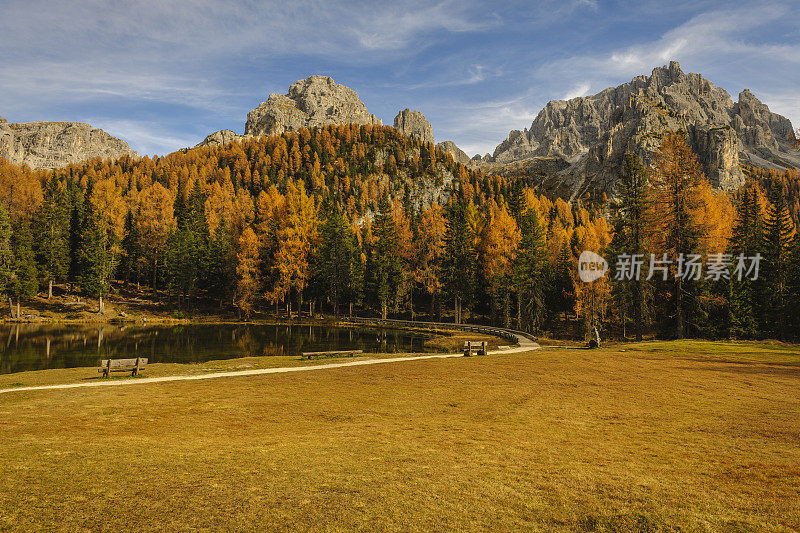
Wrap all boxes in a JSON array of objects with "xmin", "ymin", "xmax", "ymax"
[{"xmin": 1, "ymin": 340, "xmax": 798, "ymax": 531}]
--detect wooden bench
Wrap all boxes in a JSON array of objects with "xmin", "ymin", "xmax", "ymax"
[
  {"xmin": 301, "ymin": 350, "xmax": 364, "ymax": 360},
  {"xmin": 463, "ymin": 341, "xmax": 487, "ymax": 357},
  {"xmin": 99, "ymin": 357, "xmax": 148, "ymax": 377}
]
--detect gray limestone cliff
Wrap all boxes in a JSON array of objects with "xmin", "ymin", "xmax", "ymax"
[
  {"xmin": 197, "ymin": 75, "xmax": 382, "ymax": 147},
  {"xmin": 245, "ymin": 75, "xmax": 381, "ymax": 138},
  {"xmin": 393, "ymin": 109, "xmax": 434, "ymax": 145},
  {"xmin": 436, "ymin": 140, "xmax": 471, "ymax": 165},
  {"xmin": 0, "ymin": 120, "xmax": 137, "ymax": 169}
]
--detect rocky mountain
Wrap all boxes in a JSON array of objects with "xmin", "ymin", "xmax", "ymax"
[
  {"xmin": 393, "ymin": 109, "xmax": 434, "ymax": 145},
  {"xmin": 199, "ymin": 75, "xmax": 382, "ymax": 147},
  {"xmin": 0, "ymin": 117, "xmax": 137, "ymax": 169},
  {"xmin": 436, "ymin": 140, "xmax": 472, "ymax": 166},
  {"xmin": 198, "ymin": 78, "xmax": 474, "ymax": 165},
  {"xmin": 484, "ymin": 61, "xmax": 799, "ymax": 197}
]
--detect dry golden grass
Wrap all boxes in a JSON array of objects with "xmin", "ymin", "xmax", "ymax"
[{"xmin": 1, "ymin": 340, "xmax": 798, "ymax": 531}]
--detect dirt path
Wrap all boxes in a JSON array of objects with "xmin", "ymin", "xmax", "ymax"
[{"xmin": 0, "ymin": 344, "xmax": 540, "ymax": 395}]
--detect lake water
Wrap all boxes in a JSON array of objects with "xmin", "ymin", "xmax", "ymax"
[{"xmin": 0, "ymin": 323, "xmax": 436, "ymax": 375}]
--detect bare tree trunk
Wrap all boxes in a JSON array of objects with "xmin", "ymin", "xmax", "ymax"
[
  {"xmin": 676, "ymin": 277, "xmax": 684, "ymax": 339},
  {"xmin": 503, "ymin": 291, "xmax": 511, "ymax": 329},
  {"xmin": 48, "ymin": 279, "xmax": 53, "ymax": 299},
  {"xmin": 8, "ymin": 297, "xmax": 14, "ymax": 318}
]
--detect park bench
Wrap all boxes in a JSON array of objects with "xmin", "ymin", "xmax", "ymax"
[
  {"xmin": 463, "ymin": 341, "xmax": 487, "ymax": 356},
  {"xmin": 99, "ymin": 357, "xmax": 148, "ymax": 377},
  {"xmin": 301, "ymin": 350, "xmax": 363, "ymax": 360}
]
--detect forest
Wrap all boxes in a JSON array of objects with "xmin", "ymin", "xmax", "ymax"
[{"xmin": 0, "ymin": 123, "xmax": 799, "ymax": 340}]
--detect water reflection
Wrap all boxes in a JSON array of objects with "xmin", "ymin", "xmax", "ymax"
[{"xmin": 0, "ymin": 323, "xmax": 434, "ymax": 374}]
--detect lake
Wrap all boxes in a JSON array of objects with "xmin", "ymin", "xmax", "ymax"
[{"xmin": 0, "ymin": 323, "xmax": 436, "ymax": 375}]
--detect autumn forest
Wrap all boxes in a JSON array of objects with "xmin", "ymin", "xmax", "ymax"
[{"xmin": 1, "ymin": 124, "xmax": 799, "ymax": 340}]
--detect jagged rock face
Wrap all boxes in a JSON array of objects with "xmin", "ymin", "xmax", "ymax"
[
  {"xmin": 196, "ymin": 129, "xmax": 248, "ymax": 148},
  {"xmin": 490, "ymin": 61, "xmax": 799, "ymax": 196},
  {"xmin": 436, "ymin": 141, "xmax": 471, "ymax": 165},
  {"xmin": 393, "ymin": 109, "xmax": 434, "ymax": 145},
  {"xmin": 244, "ymin": 75, "xmax": 381, "ymax": 138},
  {"xmin": 0, "ymin": 120, "xmax": 137, "ymax": 169}
]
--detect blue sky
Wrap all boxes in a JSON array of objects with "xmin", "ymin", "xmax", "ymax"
[{"xmin": 1, "ymin": 0, "xmax": 798, "ymax": 157}]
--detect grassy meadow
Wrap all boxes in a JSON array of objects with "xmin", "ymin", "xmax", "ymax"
[{"xmin": 1, "ymin": 340, "xmax": 798, "ymax": 531}]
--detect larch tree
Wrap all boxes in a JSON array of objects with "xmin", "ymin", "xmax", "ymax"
[
  {"xmin": 650, "ymin": 132, "xmax": 708, "ymax": 339},
  {"xmin": 235, "ymin": 226, "xmax": 261, "ymax": 319},
  {"xmin": 269, "ymin": 180, "xmax": 317, "ymax": 314},
  {"xmin": 137, "ymin": 182, "xmax": 175, "ymax": 289},
  {"xmin": 480, "ymin": 199, "xmax": 520, "ymax": 328},
  {"xmin": 414, "ymin": 204, "xmax": 447, "ymax": 320}
]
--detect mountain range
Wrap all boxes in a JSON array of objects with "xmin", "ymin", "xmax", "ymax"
[{"xmin": 1, "ymin": 62, "xmax": 796, "ymax": 198}]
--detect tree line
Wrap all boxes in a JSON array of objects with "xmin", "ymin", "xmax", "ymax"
[{"xmin": 0, "ymin": 124, "xmax": 798, "ymax": 340}]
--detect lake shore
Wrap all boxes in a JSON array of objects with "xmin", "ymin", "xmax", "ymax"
[{"xmin": 0, "ymin": 322, "xmax": 504, "ymax": 390}]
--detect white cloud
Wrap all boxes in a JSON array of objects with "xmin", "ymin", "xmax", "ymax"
[
  {"xmin": 88, "ymin": 119, "xmax": 198, "ymax": 157},
  {"xmin": 561, "ymin": 82, "xmax": 592, "ymax": 101}
]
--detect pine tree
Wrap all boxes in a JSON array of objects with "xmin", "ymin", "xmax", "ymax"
[
  {"xmin": 442, "ymin": 201, "xmax": 475, "ymax": 324},
  {"xmin": 11, "ymin": 218, "xmax": 38, "ymax": 299},
  {"xmin": 0, "ymin": 206, "xmax": 15, "ymax": 297},
  {"xmin": 316, "ymin": 203, "xmax": 358, "ymax": 317},
  {"xmin": 607, "ymin": 153, "xmax": 652, "ymax": 341},
  {"xmin": 120, "ymin": 209, "xmax": 143, "ymax": 286},
  {"xmin": 34, "ymin": 175, "xmax": 70, "ymax": 298},
  {"xmin": 67, "ymin": 178, "xmax": 85, "ymax": 288},
  {"xmin": 78, "ymin": 203, "xmax": 108, "ymax": 298},
  {"xmin": 204, "ymin": 222, "xmax": 236, "ymax": 306},
  {"xmin": 551, "ymin": 241, "xmax": 576, "ymax": 323},
  {"xmin": 728, "ymin": 185, "xmax": 762, "ymax": 338},
  {"xmin": 760, "ymin": 184, "xmax": 795, "ymax": 338},
  {"xmin": 514, "ymin": 208, "xmax": 548, "ymax": 332},
  {"xmin": 372, "ymin": 193, "xmax": 401, "ymax": 319},
  {"xmin": 166, "ymin": 181, "xmax": 209, "ymax": 305}
]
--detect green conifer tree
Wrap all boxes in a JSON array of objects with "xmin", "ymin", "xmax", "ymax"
[
  {"xmin": 372, "ymin": 194, "xmax": 401, "ymax": 319},
  {"xmin": 760, "ymin": 184, "xmax": 795, "ymax": 338},
  {"xmin": 514, "ymin": 209, "xmax": 548, "ymax": 332},
  {"xmin": 11, "ymin": 218, "xmax": 39, "ymax": 299},
  {"xmin": 442, "ymin": 201, "xmax": 476, "ymax": 324},
  {"xmin": 607, "ymin": 153, "xmax": 652, "ymax": 341},
  {"xmin": 34, "ymin": 175, "xmax": 70, "ymax": 298}
]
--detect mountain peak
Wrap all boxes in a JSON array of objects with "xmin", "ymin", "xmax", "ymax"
[
  {"xmin": 487, "ymin": 63, "xmax": 799, "ymax": 196},
  {"xmin": 245, "ymin": 75, "xmax": 381, "ymax": 138}
]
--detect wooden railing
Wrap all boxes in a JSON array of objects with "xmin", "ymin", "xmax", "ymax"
[{"xmin": 343, "ymin": 317, "xmax": 538, "ymax": 346}]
